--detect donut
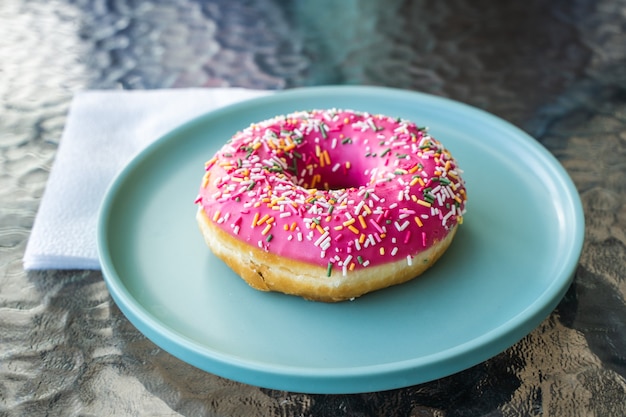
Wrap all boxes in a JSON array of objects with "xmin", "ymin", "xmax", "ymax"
[{"xmin": 195, "ymin": 109, "xmax": 467, "ymax": 302}]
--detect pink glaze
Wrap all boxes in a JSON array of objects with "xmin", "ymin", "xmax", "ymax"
[{"xmin": 197, "ymin": 109, "xmax": 467, "ymax": 276}]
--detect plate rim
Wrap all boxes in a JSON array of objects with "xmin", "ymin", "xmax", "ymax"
[{"xmin": 98, "ymin": 85, "xmax": 585, "ymax": 393}]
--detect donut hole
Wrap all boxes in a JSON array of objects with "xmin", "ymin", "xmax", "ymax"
[{"xmin": 287, "ymin": 153, "xmax": 375, "ymax": 191}]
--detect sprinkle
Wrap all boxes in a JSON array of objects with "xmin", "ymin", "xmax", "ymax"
[
  {"xmin": 379, "ymin": 247, "xmax": 385, "ymax": 256},
  {"xmin": 391, "ymin": 247, "xmax": 398, "ymax": 256},
  {"xmin": 251, "ymin": 212, "xmax": 260, "ymax": 227},
  {"xmin": 326, "ymin": 262, "xmax": 333, "ymax": 277},
  {"xmin": 369, "ymin": 219, "xmax": 384, "ymax": 234},
  {"xmin": 262, "ymin": 224, "xmax": 272, "ymax": 236},
  {"xmin": 406, "ymin": 255, "xmax": 413, "ymax": 266},
  {"xmin": 417, "ymin": 199, "xmax": 432, "ymax": 208},
  {"xmin": 266, "ymin": 234, "xmax": 273, "ymax": 242},
  {"xmin": 347, "ymin": 225, "xmax": 360, "ymax": 235},
  {"xmin": 212, "ymin": 210, "xmax": 221, "ymax": 222},
  {"xmin": 358, "ymin": 215, "xmax": 367, "ymax": 229}
]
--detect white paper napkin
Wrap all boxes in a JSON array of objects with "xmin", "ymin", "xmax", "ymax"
[{"xmin": 23, "ymin": 88, "xmax": 272, "ymax": 270}]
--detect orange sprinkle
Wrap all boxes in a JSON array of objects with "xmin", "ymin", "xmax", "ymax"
[
  {"xmin": 379, "ymin": 247, "xmax": 385, "ymax": 255},
  {"xmin": 266, "ymin": 217, "xmax": 275, "ymax": 225},
  {"xmin": 251, "ymin": 212, "xmax": 260, "ymax": 227},
  {"xmin": 345, "ymin": 161, "xmax": 351, "ymax": 170},
  {"xmin": 359, "ymin": 234, "xmax": 366, "ymax": 244},
  {"xmin": 323, "ymin": 150, "xmax": 331, "ymax": 166},
  {"xmin": 408, "ymin": 164, "xmax": 419, "ymax": 174},
  {"xmin": 257, "ymin": 214, "xmax": 269, "ymax": 225},
  {"xmin": 362, "ymin": 204, "xmax": 372, "ymax": 214},
  {"xmin": 283, "ymin": 224, "xmax": 289, "ymax": 231},
  {"xmin": 349, "ymin": 262, "xmax": 355, "ymax": 271},
  {"xmin": 316, "ymin": 225, "xmax": 325, "ymax": 235},
  {"xmin": 358, "ymin": 215, "xmax": 367, "ymax": 229},
  {"xmin": 290, "ymin": 222, "xmax": 297, "ymax": 231},
  {"xmin": 348, "ymin": 225, "xmax": 360, "ymax": 235},
  {"xmin": 414, "ymin": 216, "xmax": 423, "ymax": 227}
]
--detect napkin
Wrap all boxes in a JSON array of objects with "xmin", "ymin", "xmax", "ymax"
[{"xmin": 23, "ymin": 88, "xmax": 273, "ymax": 270}]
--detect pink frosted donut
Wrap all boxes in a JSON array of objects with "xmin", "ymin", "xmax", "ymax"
[{"xmin": 196, "ymin": 109, "xmax": 467, "ymax": 302}]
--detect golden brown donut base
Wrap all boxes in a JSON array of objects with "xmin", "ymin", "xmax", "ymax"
[{"xmin": 197, "ymin": 208, "xmax": 457, "ymax": 302}]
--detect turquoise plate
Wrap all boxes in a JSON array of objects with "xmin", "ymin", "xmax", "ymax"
[{"xmin": 98, "ymin": 86, "xmax": 584, "ymax": 394}]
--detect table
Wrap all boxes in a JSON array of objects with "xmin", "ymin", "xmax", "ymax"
[{"xmin": 1, "ymin": 0, "xmax": 625, "ymax": 415}]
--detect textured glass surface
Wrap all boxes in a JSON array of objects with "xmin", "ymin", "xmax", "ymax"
[{"xmin": 1, "ymin": 0, "xmax": 625, "ymax": 415}]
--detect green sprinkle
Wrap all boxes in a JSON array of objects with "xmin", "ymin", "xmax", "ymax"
[
  {"xmin": 247, "ymin": 181, "xmax": 257, "ymax": 191},
  {"xmin": 312, "ymin": 217, "xmax": 321, "ymax": 225},
  {"xmin": 320, "ymin": 123, "xmax": 327, "ymax": 139},
  {"xmin": 328, "ymin": 205, "xmax": 334, "ymax": 215},
  {"xmin": 326, "ymin": 262, "xmax": 333, "ymax": 277},
  {"xmin": 266, "ymin": 234, "xmax": 273, "ymax": 242},
  {"xmin": 357, "ymin": 256, "xmax": 364, "ymax": 265},
  {"xmin": 342, "ymin": 137, "xmax": 352, "ymax": 144},
  {"xmin": 380, "ymin": 148, "xmax": 391, "ymax": 157}
]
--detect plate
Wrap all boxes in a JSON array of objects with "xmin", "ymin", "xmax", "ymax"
[{"xmin": 98, "ymin": 86, "xmax": 584, "ymax": 393}]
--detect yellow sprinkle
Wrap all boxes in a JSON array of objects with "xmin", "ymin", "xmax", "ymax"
[
  {"xmin": 458, "ymin": 215, "xmax": 464, "ymax": 224},
  {"xmin": 358, "ymin": 215, "xmax": 367, "ymax": 229},
  {"xmin": 334, "ymin": 225, "xmax": 344, "ymax": 231},
  {"xmin": 348, "ymin": 225, "xmax": 360, "ymax": 235},
  {"xmin": 362, "ymin": 204, "xmax": 372, "ymax": 214},
  {"xmin": 326, "ymin": 215, "xmax": 332, "ymax": 222},
  {"xmin": 345, "ymin": 161, "xmax": 351, "ymax": 170},
  {"xmin": 261, "ymin": 224, "xmax": 272, "ymax": 235},
  {"xmin": 349, "ymin": 262, "xmax": 356, "ymax": 271},
  {"xmin": 445, "ymin": 160, "xmax": 452, "ymax": 171},
  {"xmin": 251, "ymin": 212, "xmax": 260, "ymax": 227},
  {"xmin": 344, "ymin": 117, "xmax": 350, "ymax": 124},
  {"xmin": 253, "ymin": 202, "xmax": 261, "ymax": 208},
  {"xmin": 205, "ymin": 157, "xmax": 217, "ymax": 167},
  {"xmin": 380, "ymin": 247, "xmax": 385, "ymax": 255},
  {"xmin": 414, "ymin": 216, "xmax": 423, "ymax": 227},
  {"xmin": 417, "ymin": 199, "xmax": 432, "ymax": 208},
  {"xmin": 359, "ymin": 234, "xmax": 366, "ymax": 244},
  {"xmin": 409, "ymin": 177, "xmax": 420, "ymax": 187},
  {"xmin": 212, "ymin": 210, "xmax": 221, "ymax": 222},
  {"xmin": 455, "ymin": 195, "xmax": 463, "ymax": 204},
  {"xmin": 284, "ymin": 224, "xmax": 289, "ymax": 231},
  {"xmin": 315, "ymin": 144, "xmax": 321, "ymax": 157},
  {"xmin": 201, "ymin": 172, "xmax": 211, "ymax": 188},
  {"xmin": 266, "ymin": 217, "xmax": 275, "ymax": 224},
  {"xmin": 411, "ymin": 195, "xmax": 418, "ymax": 202},
  {"xmin": 343, "ymin": 218, "xmax": 356, "ymax": 227}
]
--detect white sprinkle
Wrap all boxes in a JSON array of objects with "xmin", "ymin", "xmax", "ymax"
[
  {"xmin": 407, "ymin": 255, "xmax": 413, "ymax": 266},
  {"xmin": 391, "ymin": 247, "xmax": 398, "ymax": 256}
]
